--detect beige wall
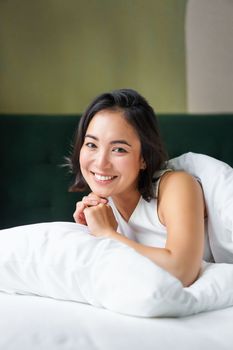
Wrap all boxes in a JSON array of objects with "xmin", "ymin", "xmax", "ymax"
[
  {"xmin": 186, "ymin": 0, "xmax": 233, "ymax": 113},
  {"xmin": 0, "ymin": 0, "xmax": 187, "ymax": 114}
]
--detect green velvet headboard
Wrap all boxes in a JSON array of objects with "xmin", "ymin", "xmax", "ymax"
[{"xmin": 1, "ymin": 114, "xmax": 233, "ymax": 229}]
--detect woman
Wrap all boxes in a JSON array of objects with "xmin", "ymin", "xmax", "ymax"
[{"xmin": 68, "ymin": 89, "xmax": 206, "ymax": 287}]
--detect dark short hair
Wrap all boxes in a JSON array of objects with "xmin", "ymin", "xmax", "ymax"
[{"xmin": 67, "ymin": 88, "xmax": 168, "ymax": 201}]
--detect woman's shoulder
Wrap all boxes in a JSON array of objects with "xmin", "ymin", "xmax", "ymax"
[
  {"xmin": 154, "ymin": 169, "xmax": 196, "ymax": 197},
  {"xmin": 159, "ymin": 170, "xmax": 200, "ymax": 194},
  {"xmin": 158, "ymin": 170, "xmax": 204, "ymax": 211},
  {"xmin": 157, "ymin": 170, "xmax": 205, "ymax": 225}
]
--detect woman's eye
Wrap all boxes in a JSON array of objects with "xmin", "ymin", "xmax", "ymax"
[
  {"xmin": 85, "ymin": 142, "xmax": 97, "ymax": 149},
  {"xmin": 113, "ymin": 147, "xmax": 127, "ymax": 153}
]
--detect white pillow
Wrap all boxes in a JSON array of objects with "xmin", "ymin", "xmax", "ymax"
[
  {"xmin": 0, "ymin": 222, "xmax": 183, "ymax": 316},
  {"xmin": 1, "ymin": 221, "xmax": 233, "ymax": 317},
  {"xmin": 168, "ymin": 152, "xmax": 233, "ymax": 263}
]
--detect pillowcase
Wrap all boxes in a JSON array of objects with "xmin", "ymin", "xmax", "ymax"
[
  {"xmin": 1, "ymin": 221, "xmax": 233, "ymax": 317},
  {"xmin": 0, "ymin": 222, "xmax": 183, "ymax": 316},
  {"xmin": 168, "ymin": 152, "xmax": 233, "ymax": 263}
]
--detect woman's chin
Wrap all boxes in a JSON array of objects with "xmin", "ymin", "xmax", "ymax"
[{"xmin": 89, "ymin": 187, "xmax": 112, "ymax": 199}]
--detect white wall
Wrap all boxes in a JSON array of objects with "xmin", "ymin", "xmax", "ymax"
[{"xmin": 186, "ymin": 0, "xmax": 233, "ymax": 112}]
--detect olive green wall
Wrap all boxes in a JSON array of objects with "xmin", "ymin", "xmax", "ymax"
[{"xmin": 0, "ymin": 0, "xmax": 187, "ymax": 114}]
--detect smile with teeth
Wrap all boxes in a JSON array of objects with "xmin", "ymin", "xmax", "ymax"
[{"xmin": 92, "ymin": 172, "xmax": 116, "ymax": 181}]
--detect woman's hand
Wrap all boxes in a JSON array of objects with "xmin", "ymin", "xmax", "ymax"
[
  {"xmin": 73, "ymin": 193, "xmax": 108, "ymax": 226},
  {"xmin": 83, "ymin": 203, "xmax": 118, "ymax": 237}
]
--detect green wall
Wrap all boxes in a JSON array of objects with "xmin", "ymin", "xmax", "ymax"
[{"xmin": 0, "ymin": 0, "xmax": 187, "ymax": 114}]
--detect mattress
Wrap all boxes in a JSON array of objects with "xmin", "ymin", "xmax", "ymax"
[{"xmin": 1, "ymin": 291, "xmax": 233, "ymax": 350}]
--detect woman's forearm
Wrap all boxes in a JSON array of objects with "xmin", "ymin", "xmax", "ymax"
[{"xmin": 108, "ymin": 231, "xmax": 199, "ymax": 287}]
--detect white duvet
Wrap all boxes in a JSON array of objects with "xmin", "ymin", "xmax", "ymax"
[{"xmin": 0, "ymin": 153, "xmax": 233, "ymax": 317}]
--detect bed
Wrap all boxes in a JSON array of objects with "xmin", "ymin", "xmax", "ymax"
[
  {"xmin": 1, "ymin": 114, "xmax": 233, "ymax": 350},
  {"xmin": 1, "ymin": 291, "xmax": 233, "ymax": 350}
]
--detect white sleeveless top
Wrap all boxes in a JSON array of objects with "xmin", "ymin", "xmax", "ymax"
[{"xmin": 108, "ymin": 170, "xmax": 213, "ymax": 262}]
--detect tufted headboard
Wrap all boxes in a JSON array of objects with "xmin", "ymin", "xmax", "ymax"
[{"xmin": 1, "ymin": 114, "xmax": 233, "ymax": 229}]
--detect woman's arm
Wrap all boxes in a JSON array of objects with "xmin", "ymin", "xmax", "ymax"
[
  {"xmin": 74, "ymin": 172, "xmax": 205, "ymax": 287},
  {"xmin": 156, "ymin": 171, "xmax": 205, "ymax": 286},
  {"xmin": 98, "ymin": 172, "xmax": 205, "ymax": 287}
]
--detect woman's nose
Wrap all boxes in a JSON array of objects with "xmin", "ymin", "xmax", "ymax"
[{"xmin": 95, "ymin": 150, "xmax": 111, "ymax": 169}]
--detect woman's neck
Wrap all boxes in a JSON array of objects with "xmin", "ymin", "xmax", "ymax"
[{"xmin": 110, "ymin": 191, "xmax": 141, "ymax": 222}]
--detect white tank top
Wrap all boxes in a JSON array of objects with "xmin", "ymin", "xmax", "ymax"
[{"xmin": 108, "ymin": 170, "xmax": 213, "ymax": 262}]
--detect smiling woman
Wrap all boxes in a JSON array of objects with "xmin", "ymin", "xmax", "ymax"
[
  {"xmin": 79, "ymin": 110, "xmax": 144, "ymax": 202},
  {"xmin": 66, "ymin": 88, "xmax": 208, "ymax": 287},
  {"xmin": 69, "ymin": 89, "xmax": 167, "ymax": 200}
]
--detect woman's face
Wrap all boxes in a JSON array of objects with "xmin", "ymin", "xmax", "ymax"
[{"xmin": 79, "ymin": 109, "xmax": 145, "ymax": 200}]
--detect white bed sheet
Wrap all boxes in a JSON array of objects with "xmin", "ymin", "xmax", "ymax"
[{"xmin": 1, "ymin": 291, "xmax": 233, "ymax": 350}]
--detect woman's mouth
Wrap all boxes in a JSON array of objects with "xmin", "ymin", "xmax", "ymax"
[{"xmin": 91, "ymin": 172, "xmax": 117, "ymax": 182}]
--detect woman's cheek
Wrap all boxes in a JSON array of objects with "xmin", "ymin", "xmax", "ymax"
[
  {"xmin": 117, "ymin": 155, "xmax": 139, "ymax": 171},
  {"xmin": 79, "ymin": 147, "xmax": 89, "ymax": 167},
  {"xmin": 79, "ymin": 149, "xmax": 89, "ymax": 178}
]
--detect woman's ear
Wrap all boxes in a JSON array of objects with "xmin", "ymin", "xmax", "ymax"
[{"xmin": 140, "ymin": 159, "xmax": 146, "ymax": 170}]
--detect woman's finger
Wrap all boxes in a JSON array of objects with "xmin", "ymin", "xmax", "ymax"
[
  {"xmin": 73, "ymin": 201, "xmax": 87, "ymax": 225},
  {"xmin": 82, "ymin": 194, "xmax": 108, "ymax": 206},
  {"xmin": 87, "ymin": 193, "xmax": 108, "ymax": 203}
]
